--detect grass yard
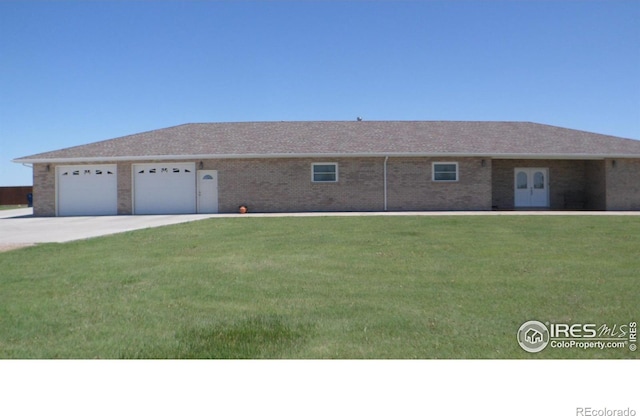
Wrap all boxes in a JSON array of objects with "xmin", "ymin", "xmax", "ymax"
[{"xmin": 0, "ymin": 215, "xmax": 638, "ymax": 359}]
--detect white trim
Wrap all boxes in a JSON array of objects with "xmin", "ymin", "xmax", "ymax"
[
  {"xmin": 311, "ymin": 162, "xmax": 338, "ymax": 183},
  {"xmin": 432, "ymin": 162, "xmax": 459, "ymax": 182},
  {"xmin": 13, "ymin": 153, "xmax": 640, "ymax": 164}
]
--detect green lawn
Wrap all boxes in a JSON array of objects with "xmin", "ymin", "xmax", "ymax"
[
  {"xmin": 0, "ymin": 216, "xmax": 638, "ymax": 358},
  {"xmin": 0, "ymin": 205, "xmax": 27, "ymax": 210}
]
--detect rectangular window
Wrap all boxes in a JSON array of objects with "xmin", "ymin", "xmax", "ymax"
[
  {"xmin": 432, "ymin": 162, "xmax": 458, "ymax": 182},
  {"xmin": 312, "ymin": 163, "xmax": 338, "ymax": 183}
]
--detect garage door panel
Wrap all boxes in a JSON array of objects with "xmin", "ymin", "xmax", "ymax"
[
  {"xmin": 57, "ymin": 165, "xmax": 118, "ymax": 216},
  {"xmin": 133, "ymin": 163, "xmax": 196, "ymax": 214}
]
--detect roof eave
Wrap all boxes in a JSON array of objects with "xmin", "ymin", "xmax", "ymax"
[{"xmin": 12, "ymin": 152, "xmax": 640, "ymax": 164}]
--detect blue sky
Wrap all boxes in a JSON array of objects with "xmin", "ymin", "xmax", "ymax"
[{"xmin": 1, "ymin": 0, "xmax": 638, "ymax": 186}]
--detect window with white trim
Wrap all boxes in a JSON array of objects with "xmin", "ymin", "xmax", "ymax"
[
  {"xmin": 432, "ymin": 162, "xmax": 458, "ymax": 182},
  {"xmin": 312, "ymin": 163, "xmax": 338, "ymax": 183}
]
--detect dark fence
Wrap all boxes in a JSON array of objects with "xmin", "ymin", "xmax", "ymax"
[{"xmin": 0, "ymin": 186, "xmax": 33, "ymax": 206}]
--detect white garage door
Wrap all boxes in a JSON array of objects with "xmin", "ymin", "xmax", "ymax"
[
  {"xmin": 133, "ymin": 162, "xmax": 196, "ymax": 214},
  {"xmin": 57, "ymin": 165, "xmax": 118, "ymax": 216}
]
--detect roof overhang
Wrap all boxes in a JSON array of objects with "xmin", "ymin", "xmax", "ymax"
[{"xmin": 13, "ymin": 152, "xmax": 640, "ymax": 164}]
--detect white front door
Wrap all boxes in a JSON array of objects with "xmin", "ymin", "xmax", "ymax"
[
  {"xmin": 514, "ymin": 168, "xmax": 549, "ymax": 208},
  {"xmin": 197, "ymin": 170, "xmax": 218, "ymax": 214}
]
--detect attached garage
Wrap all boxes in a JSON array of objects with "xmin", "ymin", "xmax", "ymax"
[
  {"xmin": 133, "ymin": 162, "xmax": 196, "ymax": 214},
  {"xmin": 57, "ymin": 164, "xmax": 117, "ymax": 216}
]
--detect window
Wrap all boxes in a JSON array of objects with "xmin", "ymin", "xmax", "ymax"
[
  {"xmin": 533, "ymin": 171, "xmax": 544, "ymax": 189},
  {"xmin": 312, "ymin": 163, "xmax": 338, "ymax": 183},
  {"xmin": 516, "ymin": 171, "xmax": 528, "ymax": 189},
  {"xmin": 432, "ymin": 162, "xmax": 458, "ymax": 182}
]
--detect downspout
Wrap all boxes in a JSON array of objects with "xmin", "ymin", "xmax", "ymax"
[{"xmin": 383, "ymin": 156, "xmax": 389, "ymax": 211}]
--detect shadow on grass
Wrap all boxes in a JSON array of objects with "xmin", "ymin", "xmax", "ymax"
[{"xmin": 121, "ymin": 315, "xmax": 312, "ymax": 359}]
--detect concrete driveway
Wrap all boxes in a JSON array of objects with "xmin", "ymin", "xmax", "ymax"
[{"xmin": 0, "ymin": 208, "xmax": 220, "ymax": 247}]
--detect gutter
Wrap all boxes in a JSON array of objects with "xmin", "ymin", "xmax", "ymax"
[{"xmin": 12, "ymin": 152, "xmax": 640, "ymax": 164}]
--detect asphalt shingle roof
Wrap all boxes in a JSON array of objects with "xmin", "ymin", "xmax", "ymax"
[{"xmin": 13, "ymin": 121, "xmax": 640, "ymax": 162}]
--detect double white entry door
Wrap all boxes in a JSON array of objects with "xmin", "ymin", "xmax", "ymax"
[{"xmin": 514, "ymin": 168, "xmax": 549, "ymax": 208}]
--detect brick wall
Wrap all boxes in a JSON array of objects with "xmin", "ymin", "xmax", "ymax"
[
  {"xmin": 117, "ymin": 162, "xmax": 132, "ymax": 215},
  {"xmin": 33, "ymin": 163, "xmax": 56, "ymax": 216},
  {"xmin": 198, "ymin": 157, "xmax": 492, "ymax": 212},
  {"xmin": 386, "ymin": 157, "xmax": 491, "ymax": 210},
  {"xmin": 32, "ymin": 157, "xmax": 495, "ymax": 216},
  {"xmin": 35, "ymin": 156, "xmax": 633, "ymax": 216},
  {"xmin": 202, "ymin": 157, "xmax": 386, "ymax": 212},
  {"xmin": 605, "ymin": 159, "xmax": 640, "ymax": 210}
]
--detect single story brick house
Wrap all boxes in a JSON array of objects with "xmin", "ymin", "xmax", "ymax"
[{"xmin": 12, "ymin": 121, "xmax": 640, "ymax": 216}]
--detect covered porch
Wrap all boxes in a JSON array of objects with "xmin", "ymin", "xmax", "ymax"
[{"xmin": 491, "ymin": 159, "xmax": 607, "ymax": 211}]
